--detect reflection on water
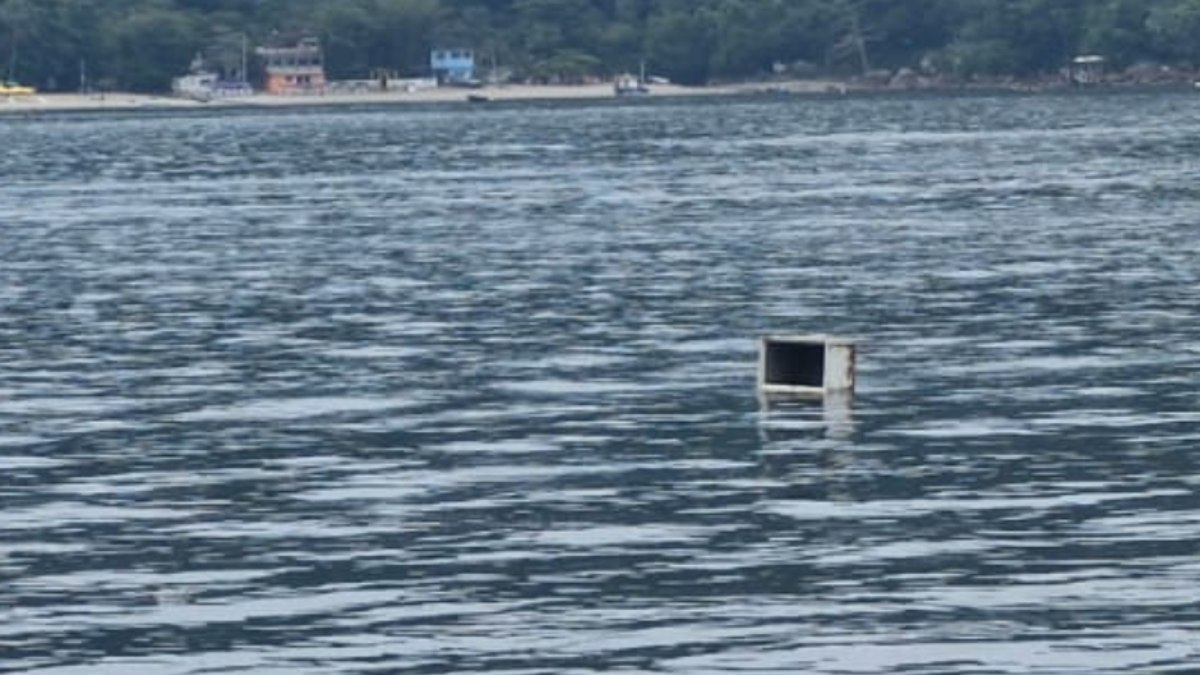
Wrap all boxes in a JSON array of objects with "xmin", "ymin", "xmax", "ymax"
[
  {"xmin": 2, "ymin": 93, "xmax": 1200, "ymax": 673},
  {"xmin": 758, "ymin": 392, "xmax": 856, "ymax": 440}
]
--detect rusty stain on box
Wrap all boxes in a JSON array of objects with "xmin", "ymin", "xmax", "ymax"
[{"xmin": 758, "ymin": 335, "xmax": 856, "ymax": 398}]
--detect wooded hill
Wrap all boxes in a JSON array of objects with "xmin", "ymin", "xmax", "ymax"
[{"xmin": 2, "ymin": 0, "xmax": 1199, "ymax": 92}]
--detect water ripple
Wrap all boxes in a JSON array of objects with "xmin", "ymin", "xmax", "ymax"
[{"xmin": 3, "ymin": 93, "xmax": 1200, "ymax": 673}]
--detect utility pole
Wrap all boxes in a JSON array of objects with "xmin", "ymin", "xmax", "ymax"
[
  {"xmin": 850, "ymin": 13, "xmax": 870, "ymax": 75},
  {"xmin": 6, "ymin": 37, "xmax": 17, "ymax": 83}
]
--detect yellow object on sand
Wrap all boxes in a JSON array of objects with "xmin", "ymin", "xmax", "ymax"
[{"xmin": 0, "ymin": 82, "xmax": 36, "ymax": 96}]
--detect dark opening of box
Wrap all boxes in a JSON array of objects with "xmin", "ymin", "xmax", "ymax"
[{"xmin": 765, "ymin": 341, "xmax": 825, "ymax": 388}]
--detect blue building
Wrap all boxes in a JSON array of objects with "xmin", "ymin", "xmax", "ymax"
[{"xmin": 430, "ymin": 49, "xmax": 477, "ymax": 85}]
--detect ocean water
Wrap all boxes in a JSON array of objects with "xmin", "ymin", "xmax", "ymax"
[{"xmin": 2, "ymin": 92, "xmax": 1199, "ymax": 674}]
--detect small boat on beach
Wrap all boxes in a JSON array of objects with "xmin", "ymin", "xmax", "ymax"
[
  {"xmin": 466, "ymin": 93, "xmax": 492, "ymax": 103},
  {"xmin": 614, "ymin": 61, "xmax": 651, "ymax": 97},
  {"xmin": 614, "ymin": 76, "xmax": 650, "ymax": 97}
]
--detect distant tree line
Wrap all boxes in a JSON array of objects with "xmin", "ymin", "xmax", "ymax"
[{"xmin": 2, "ymin": 0, "xmax": 1200, "ymax": 92}]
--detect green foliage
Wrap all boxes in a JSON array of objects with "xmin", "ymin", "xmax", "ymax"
[
  {"xmin": 645, "ymin": 8, "xmax": 716, "ymax": 85},
  {"xmin": 0, "ymin": 0, "xmax": 1198, "ymax": 92},
  {"xmin": 1146, "ymin": 0, "xmax": 1200, "ymax": 62},
  {"xmin": 106, "ymin": 4, "xmax": 203, "ymax": 91}
]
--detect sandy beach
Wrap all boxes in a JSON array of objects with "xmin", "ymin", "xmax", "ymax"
[{"xmin": 0, "ymin": 80, "xmax": 846, "ymax": 115}]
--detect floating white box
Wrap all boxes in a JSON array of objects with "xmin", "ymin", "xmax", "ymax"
[{"xmin": 758, "ymin": 335, "xmax": 856, "ymax": 398}]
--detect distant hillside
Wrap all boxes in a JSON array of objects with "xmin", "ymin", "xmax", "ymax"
[{"xmin": 2, "ymin": 0, "xmax": 1198, "ymax": 92}]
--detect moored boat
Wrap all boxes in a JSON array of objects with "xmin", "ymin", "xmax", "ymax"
[
  {"xmin": 614, "ymin": 75, "xmax": 650, "ymax": 97},
  {"xmin": 614, "ymin": 61, "xmax": 651, "ymax": 97}
]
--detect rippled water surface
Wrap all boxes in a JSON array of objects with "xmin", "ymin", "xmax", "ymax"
[{"xmin": 3, "ymin": 92, "xmax": 1200, "ymax": 674}]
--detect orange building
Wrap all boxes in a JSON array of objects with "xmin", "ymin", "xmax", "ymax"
[{"xmin": 257, "ymin": 38, "xmax": 326, "ymax": 95}]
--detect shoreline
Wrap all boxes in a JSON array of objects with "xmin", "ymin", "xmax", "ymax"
[
  {"xmin": 0, "ymin": 82, "xmax": 769, "ymax": 115},
  {"xmin": 1, "ymin": 78, "xmax": 1195, "ymax": 115}
]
